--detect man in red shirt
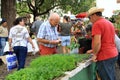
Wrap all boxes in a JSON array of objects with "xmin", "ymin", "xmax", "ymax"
[{"xmin": 87, "ymin": 7, "xmax": 118, "ymax": 80}]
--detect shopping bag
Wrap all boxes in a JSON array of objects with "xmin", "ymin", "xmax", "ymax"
[
  {"xmin": 70, "ymin": 48, "xmax": 79, "ymax": 54},
  {"xmin": 4, "ymin": 39, "xmax": 39, "ymax": 54},
  {"xmin": 4, "ymin": 42, "xmax": 9, "ymax": 53},
  {"xmin": 6, "ymin": 51, "xmax": 17, "ymax": 71},
  {"xmin": 69, "ymin": 41, "xmax": 80, "ymax": 54},
  {"xmin": 27, "ymin": 39, "xmax": 39, "ymax": 54}
]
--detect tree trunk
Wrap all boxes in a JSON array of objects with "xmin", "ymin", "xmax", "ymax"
[
  {"xmin": 33, "ymin": 14, "xmax": 36, "ymax": 21},
  {"xmin": 1, "ymin": 0, "xmax": 16, "ymax": 30},
  {"xmin": 33, "ymin": 11, "xmax": 37, "ymax": 21}
]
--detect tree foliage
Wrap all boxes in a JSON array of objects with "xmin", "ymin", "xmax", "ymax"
[
  {"xmin": 61, "ymin": 0, "xmax": 96, "ymax": 14},
  {"xmin": 17, "ymin": 1, "xmax": 31, "ymax": 16},
  {"xmin": 17, "ymin": 0, "xmax": 95, "ymax": 20}
]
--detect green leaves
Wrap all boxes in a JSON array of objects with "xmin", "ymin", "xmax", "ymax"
[
  {"xmin": 16, "ymin": 0, "xmax": 95, "ymax": 19},
  {"xmin": 6, "ymin": 54, "xmax": 90, "ymax": 80},
  {"xmin": 67, "ymin": 42, "xmax": 80, "ymax": 51},
  {"xmin": 60, "ymin": 0, "xmax": 96, "ymax": 14}
]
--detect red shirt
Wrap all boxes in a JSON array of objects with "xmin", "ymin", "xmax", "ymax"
[{"xmin": 92, "ymin": 18, "xmax": 118, "ymax": 61}]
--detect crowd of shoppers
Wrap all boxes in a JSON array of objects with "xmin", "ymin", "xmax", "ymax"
[{"xmin": 0, "ymin": 8, "xmax": 120, "ymax": 80}]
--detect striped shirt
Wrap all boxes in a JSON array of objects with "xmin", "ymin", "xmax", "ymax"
[{"xmin": 37, "ymin": 21, "xmax": 59, "ymax": 47}]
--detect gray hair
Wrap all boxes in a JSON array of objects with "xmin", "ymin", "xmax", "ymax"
[{"xmin": 49, "ymin": 13, "xmax": 60, "ymax": 20}]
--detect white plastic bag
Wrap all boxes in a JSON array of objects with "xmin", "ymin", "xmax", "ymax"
[
  {"xmin": 27, "ymin": 39, "xmax": 39, "ymax": 54},
  {"xmin": 6, "ymin": 52, "xmax": 17, "ymax": 71},
  {"xmin": 4, "ymin": 39, "xmax": 39, "ymax": 54},
  {"xmin": 70, "ymin": 48, "xmax": 79, "ymax": 54},
  {"xmin": 4, "ymin": 42, "xmax": 9, "ymax": 52}
]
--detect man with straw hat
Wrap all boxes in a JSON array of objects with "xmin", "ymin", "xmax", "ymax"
[{"xmin": 87, "ymin": 7, "xmax": 118, "ymax": 80}]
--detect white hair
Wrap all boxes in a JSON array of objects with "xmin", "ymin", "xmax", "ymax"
[{"xmin": 49, "ymin": 13, "xmax": 60, "ymax": 20}]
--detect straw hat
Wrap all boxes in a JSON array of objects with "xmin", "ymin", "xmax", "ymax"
[{"xmin": 87, "ymin": 7, "xmax": 104, "ymax": 17}]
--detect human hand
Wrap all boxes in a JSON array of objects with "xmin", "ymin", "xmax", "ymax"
[
  {"xmin": 55, "ymin": 40, "xmax": 61, "ymax": 44},
  {"xmin": 92, "ymin": 54, "xmax": 97, "ymax": 62},
  {"xmin": 58, "ymin": 38, "xmax": 61, "ymax": 43},
  {"xmin": 51, "ymin": 40, "xmax": 61, "ymax": 44},
  {"xmin": 32, "ymin": 45, "xmax": 35, "ymax": 50},
  {"xmin": 9, "ymin": 46, "xmax": 13, "ymax": 51},
  {"xmin": 86, "ymin": 50, "xmax": 93, "ymax": 54}
]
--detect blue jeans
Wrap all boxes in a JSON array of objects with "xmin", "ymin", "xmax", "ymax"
[
  {"xmin": 13, "ymin": 46, "xmax": 27, "ymax": 70},
  {"xmin": 0, "ymin": 38, "xmax": 6, "ymax": 56},
  {"xmin": 61, "ymin": 36, "xmax": 71, "ymax": 46},
  {"xmin": 97, "ymin": 56, "xmax": 117, "ymax": 80}
]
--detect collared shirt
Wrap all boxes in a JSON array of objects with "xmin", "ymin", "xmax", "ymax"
[
  {"xmin": 9, "ymin": 25, "xmax": 30, "ymax": 47},
  {"xmin": 37, "ymin": 21, "xmax": 59, "ymax": 48}
]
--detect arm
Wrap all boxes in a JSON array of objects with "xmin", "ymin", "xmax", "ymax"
[
  {"xmin": 8, "ymin": 28, "xmax": 13, "ymax": 51},
  {"xmin": 8, "ymin": 38, "xmax": 12, "ymax": 51},
  {"xmin": 92, "ymin": 35, "xmax": 101, "ymax": 62},
  {"xmin": 23, "ymin": 27, "xmax": 35, "ymax": 49},
  {"xmin": 27, "ymin": 37, "xmax": 35, "ymax": 49},
  {"xmin": 37, "ymin": 38, "xmax": 61, "ymax": 45},
  {"xmin": 93, "ymin": 35, "xmax": 101, "ymax": 54},
  {"xmin": 86, "ymin": 49, "xmax": 93, "ymax": 54}
]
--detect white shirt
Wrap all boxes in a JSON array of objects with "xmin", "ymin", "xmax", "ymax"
[
  {"xmin": 115, "ymin": 34, "xmax": 120, "ymax": 52},
  {"xmin": 9, "ymin": 25, "xmax": 30, "ymax": 47}
]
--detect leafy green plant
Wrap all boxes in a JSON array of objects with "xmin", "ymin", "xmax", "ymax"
[
  {"xmin": 6, "ymin": 54, "xmax": 90, "ymax": 80},
  {"xmin": 67, "ymin": 42, "xmax": 80, "ymax": 51}
]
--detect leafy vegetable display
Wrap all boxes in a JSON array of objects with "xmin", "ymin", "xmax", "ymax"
[{"xmin": 6, "ymin": 54, "xmax": 90, "ymax": 80}]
